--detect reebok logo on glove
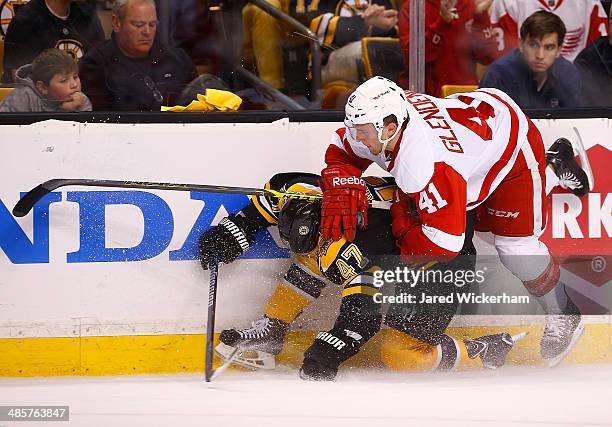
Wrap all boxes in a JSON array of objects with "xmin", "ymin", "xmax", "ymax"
[
  {"xmin": 321, "ymin": 165, "xmax": 368, "ymax": 241},
  {"xmin": 332, "ymin": 176, "xmax": 366, "ymax": 187}
]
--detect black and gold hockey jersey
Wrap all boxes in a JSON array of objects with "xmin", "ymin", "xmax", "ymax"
[
  {"xmin": 230, "ymin": 172, "xmax": 480, "ymax": 375},
  {"xmin": 241, "ymin": 172, "xmax": 398, "ymax": 303},
  {"xmin": 288, "ymin": 0, "xmax": 398, "ymax": 50}
]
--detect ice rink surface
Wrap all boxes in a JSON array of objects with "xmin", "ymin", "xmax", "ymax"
[{"xmin": 2, "ymin": 364, "xmax": 611, "ymax": 427}]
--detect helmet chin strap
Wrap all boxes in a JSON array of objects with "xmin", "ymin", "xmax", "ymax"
[{"xmin": 377, "ymin": 125, "xmax": 401, "ymax": 154}]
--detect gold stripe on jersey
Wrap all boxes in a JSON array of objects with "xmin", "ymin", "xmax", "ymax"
[
  {"xmin": 252, "ymin": 194, "xmax": 277, "ymax": 224},
  {"xmin": 342, "ymin": 285, "xmax": 379, "ymax": 298},
  {"xmin": 324, "ymin": 16, "xmax": 340, "ymax": 46},
  {"xmin": 252, "ymin": 181, "xmax": 279, "ymax": 223},
  {"xmin": 311, "ymin": 13, "xmax": 338, "ymax": 47},
  {"xmin": 341, "ymin": 267, "xmax": 379, "ymax": 297},
  {"xmin": 334, "ymin": 1, "xmax": 343, "ymax": 14},
  {"xmin": 343, "ymin": 268, "xmax": 375, "ymax": 285},
  {"xmin": 310, "ymin": 15, "xmax": 325, "ymax": 40}
]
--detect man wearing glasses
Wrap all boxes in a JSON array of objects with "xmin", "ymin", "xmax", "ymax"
[{"xmin": 79, "ymin": 0, "xmax": 197, "ymax": 111}]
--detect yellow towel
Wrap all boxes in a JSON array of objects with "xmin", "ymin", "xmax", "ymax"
[
  {"xmin": 200, "ymin": 89, "xmax": 242, "ymax": 111},
  {"xmin": 161, "ymin": 89, "xmax": 242, "ymax": 112}
]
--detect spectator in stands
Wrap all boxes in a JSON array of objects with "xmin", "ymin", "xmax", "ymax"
[
  {"xmin": 480, "ymin": 10, "xmax": 581, "ymax": 108},
  {"xmin": 575, "ymin": 8, "xmax": 612, "ymax": 106},
  {"xmin": 79, "ymin": 0, "xmax": 198, "ymax": 111},
  {"xmin": 399, "ymin": 0, "xmax": 498, "ymax": 97},
  {"xmin": 292, "ymin": 0, "xmax": 398, "ymax": 86},
  {"xmin": 490, "ymin": 0, "xmax": 608, "ymax": 62},
  {"xmin": 0, "ymin": 48, "xmax": 91, "ymax": 112},
  {"xmin": 242, "ymin": 0, "xmax": 285, "ymax": 90},
  {"xmin": 2, "ymin": 0, "xmax": 105, "ymax": 83}
]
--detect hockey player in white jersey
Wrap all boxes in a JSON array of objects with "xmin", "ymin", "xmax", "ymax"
[
  {"xmin": 490, "ymin": 0, "xmax": 609, "ymax": 62},
  {"xmin": 320, "ymin": 76, "xmax": 592, "ymax": 366}
]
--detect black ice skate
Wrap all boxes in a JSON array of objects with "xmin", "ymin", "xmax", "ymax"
[
  {"xmin": 541, "ymin": 296, "xmax": 584, "ymax": 367},
  {"xmin": 546, "ymin": 137, "xmax": 592, "ymax": 197},
  {"xmin": 215, "ymin": 316, "xmax": 289, "ymax": 370},
  {"xmin": 464, "ymin": 332, "xmax": 528, "ymax": 369}
]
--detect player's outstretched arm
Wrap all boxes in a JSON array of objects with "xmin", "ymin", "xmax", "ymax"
[{"xmin": 198, "ymin": 214, "xmax": 257, "ymax": 270}]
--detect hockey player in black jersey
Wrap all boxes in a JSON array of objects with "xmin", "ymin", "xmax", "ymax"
[{"xmin": 198, "ymin": 172, "xmax": 526, "ymax": 380}]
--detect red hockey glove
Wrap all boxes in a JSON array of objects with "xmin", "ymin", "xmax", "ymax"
[
  {"xmin": 320, "ymin": 166, "xmax": 368, "ymax": 242},
  {"xmin": 390, "ymin": 189, "xmax": 420, "ymax": 242}
]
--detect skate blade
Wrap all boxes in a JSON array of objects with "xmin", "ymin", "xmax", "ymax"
[
  {"xmin": 572, "ymin": 127, "xmax": 594, "ymax": 191},
  {"xmin": 215, "ymin": 342, "xmax": 276, "ymax": 370},
  {"xmin": 510, "ymin": 332, "xmax": 528, "ymax": 345},
  {"xmin": 544, "ymin": 319, "xmax": 585, "ymax": 368}
]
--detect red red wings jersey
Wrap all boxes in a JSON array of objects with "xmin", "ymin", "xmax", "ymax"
[
  {"xmin": 490, "ymin": 0, "xmax": 609, "ymax": 62},
  {"xmin": 326, "ymin": 88, "xmax": 531, "ymax": 255}
]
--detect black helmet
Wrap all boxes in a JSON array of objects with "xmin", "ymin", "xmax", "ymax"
[{"xmin": 278, "ymin": 198, "xmax": 322, "ymax": 254}]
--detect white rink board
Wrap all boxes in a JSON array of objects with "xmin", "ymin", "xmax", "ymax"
[{"xmin": 0, "ymin": 118, "xmax": 610, "ymax": 338}]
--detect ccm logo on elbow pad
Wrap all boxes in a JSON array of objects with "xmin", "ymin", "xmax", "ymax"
[{"xmin": 332, "ymin": 177, "xmax": 365, "ymax": 187}]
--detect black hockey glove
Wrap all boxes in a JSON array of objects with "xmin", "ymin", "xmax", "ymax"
[
  {"xmin": 299, "ymin": 326, "xmax": 362, "ymax": 381},
  {"xmin": 299, "ymin": 357, "xmax": 339, "ymax": 381},
  {"xmin": 300, "ymin": 294, "xmax": 382, "ymax": 381},
  {"xmin": 198, "ymin": 214, "xmax": 253, "ymax": 269}
]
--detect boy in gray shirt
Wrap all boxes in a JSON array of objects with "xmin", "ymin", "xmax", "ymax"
[{"xmin": 0, "ymin": 49, "xmax": 91, "ymax": 112}]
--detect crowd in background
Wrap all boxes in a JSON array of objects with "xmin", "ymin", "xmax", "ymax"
[{"xmin": 0, "ymin": 0, "xmax": 610, "ymax": 113}]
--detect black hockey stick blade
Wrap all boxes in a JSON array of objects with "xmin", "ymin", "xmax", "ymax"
[
  {"xmin": 12, "ymin": 179, "xmax": 72, "ymax": 217},
  {"xmin": 12, "ymin": 178, "xmax": 268, "ymax": 217},
  {"xmin": 205, "ymin": 260, "xmax": 219, "ymax": 382}
]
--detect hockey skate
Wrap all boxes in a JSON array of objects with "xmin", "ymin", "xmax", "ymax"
[
  {"xmin": 541, "ymin": 296, "xmax": 584, "ymax": 367},
  {"xmin": 546, "ymin": 136, "xmax": 593, "ymax": 197},
  {"xmin": 215, "ymin": 316, "xmax": 289, "ymax": 370},
  {"xmin": 464, "ymin": 332, "xmax": 528, "ymax": 369}
]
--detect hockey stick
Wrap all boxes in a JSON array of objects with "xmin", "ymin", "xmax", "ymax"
[
  {"xmin": 205, "ymin": 259, "xmax": 219, "ymax": 382},
  {"xmin": 210, "ymin": 347, "xmax": 240, "ymax": 382},
  {"xmin": 12, "ymin": 178, "xmax": 391, "ymax": 217},
  {"xmin": 572, "ymin": 127, "xmax": 595, "ymax": 191}
]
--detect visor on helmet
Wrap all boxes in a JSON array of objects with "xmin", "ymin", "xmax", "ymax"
[
  {"xmin": 278, "ymin": 198, "xmax": 322, "ymax": 254},
  {"xmin": 344, "ymin": 119, "xmax": 378, "ymax": 141}
]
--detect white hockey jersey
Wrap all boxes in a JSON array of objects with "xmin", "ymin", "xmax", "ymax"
[
  {"xmin": 490, "ymin": 0, "xmax": 609, "ymax": 62},
  {"xmin": 325, "ymin": 88, "xmax": 532, "ymax": 255}
]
